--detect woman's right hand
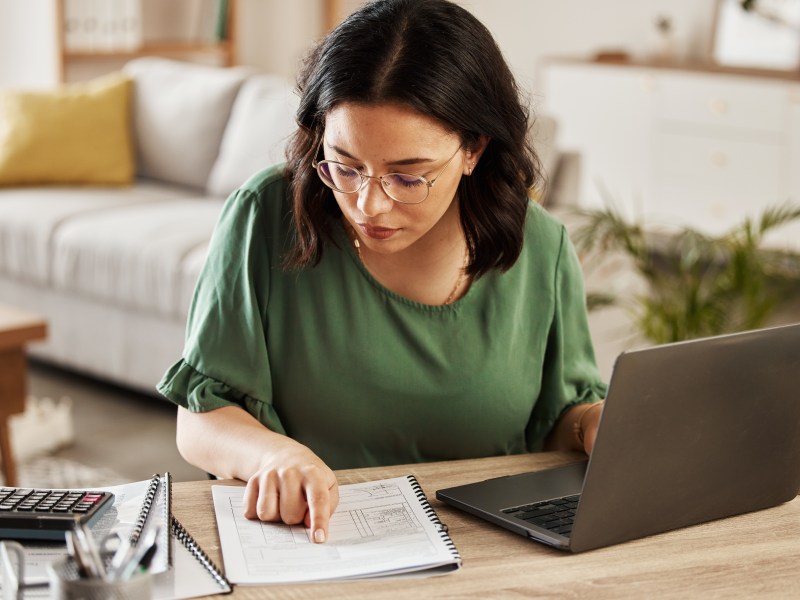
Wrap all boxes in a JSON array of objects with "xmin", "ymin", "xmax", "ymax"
[
  {"xmin": 175, "ymin": 406, "xmax": 339, "ymax": 542},
  {"xmin": 241, "ymin": 437, "xmax": 339, "ymax": 544}
]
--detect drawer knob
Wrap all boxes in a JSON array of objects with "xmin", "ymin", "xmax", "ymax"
[
  {"xmin": 638, "ymin": 76, "xmax": 657, "ymax": 92},
  {"xmin": 710, "ymin": 98, "xmax": 729, "ymax": 115},
  {"xmin": 710, "ymin": 151, "xmax": 728, "ymax": 167}
]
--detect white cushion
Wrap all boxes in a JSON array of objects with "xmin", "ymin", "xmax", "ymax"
[
  {"xmin": 178, "ymin": 243, "xmax": 210, "ymax": 316},
  {"xmin": 50, "ymin": 197, "xmax": 224, "ymax": 317},
  {"xmin": 123, "ymin": 57, "xmax": 250, "ymax": 190},
  {"xmin": 0, "ymin": 183, "xmax": 195, "ymax": 283},
  {"xmin": 206, "ymin": 74, "xmax": 299, "ymax": 197}
]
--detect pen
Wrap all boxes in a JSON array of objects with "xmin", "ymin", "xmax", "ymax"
[
  {"xmin": 72, "ymin": 522, "xmax": 106, "ymax": 580},
  {"xmin": 137, "ymin": 542, "xmax": 158, "ymax": 573},
  {"xmin": 67, "ymin": 528, "xmax": 99, "ymax": 579},
  {"xmin": 113, "ymin": 526, "xmax": 159, "ymax": 582},
  {"xmin": 107, "ymin": 534, "xmax": 133, "ymax": 575}
]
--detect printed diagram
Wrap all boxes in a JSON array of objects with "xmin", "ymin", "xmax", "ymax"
[
  {"xmin": 338, "ymin": 482, "xmax": 403, "ymax": 504},
  {"xmin": 335, "ymin": 482, "xmax": 422, "ymax": 537},
  {"xmin": 213, "ymin": 478, "xmax": 454, "ymax": 582},
  {"xmin": 335, "ymin": 500, "xmax": 422, "ymax": 540},
  {"xmin": 228, "ymin": 481, "xmax": 425, "ymax": 548}
]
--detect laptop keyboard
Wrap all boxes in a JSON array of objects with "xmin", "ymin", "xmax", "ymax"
[{"xmin": 501, "ymin": 494, "xmax": 580, "ymax": 537}]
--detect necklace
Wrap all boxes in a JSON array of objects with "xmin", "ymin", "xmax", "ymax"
[{"xmin": 349, "ymin": 229, "xmax": 470, "ymax": 305}]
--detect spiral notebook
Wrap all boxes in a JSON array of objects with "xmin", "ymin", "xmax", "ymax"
[
  {"xmin": 212, "ymin": 475, "xmax": 461, "ymax": 584},
  {"xmin": 135, "ymin": 473, "xmax": 233, "ymax": 599},
  {"xmin": 5, "ymin": 474, "xmax": 231, "ymax": 599}
]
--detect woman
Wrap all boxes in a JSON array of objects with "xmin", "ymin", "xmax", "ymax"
[{"xmin": 158, "ymin": 0, "xmax": 606, "ymax": 545}]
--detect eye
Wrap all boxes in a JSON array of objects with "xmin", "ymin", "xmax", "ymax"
[
  {"xmin": 333, "ymin": 164, "xmax": 360, "ymax": 179},
  {"xmin": 385, "ymin": 173, "xmax": 425, "ymax": 188}
]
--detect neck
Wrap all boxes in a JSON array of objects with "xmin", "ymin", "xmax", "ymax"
[{"xmin": 347, "ymin": 220, "xmax": 470, "ymax": 306}]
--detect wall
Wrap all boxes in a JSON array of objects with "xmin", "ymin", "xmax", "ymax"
[
  {"xmin": 0, "ymin": 0, "xmax": 59, "ymax": 88},
  {"xmin": 0, "ymin": 0, "xmax": 718, "ymax": 89},
  {"xmin": 456, "ymin": 0, "xmax": 718, "ymax": 101},
  {"xmin": 236, "ymin": 0, "xmax": 325, "ymax": 80},
  {"xmin": 282, "ymin": 0, "xmax": 719, "ymax": 99}
]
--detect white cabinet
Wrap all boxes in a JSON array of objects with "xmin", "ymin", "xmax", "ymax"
[
  {"xmin": 542, "ymin": 59, "xmax": 800, "ymax": 248},
  {"xmin": 542, "ymin": 62, "xmax": 656, "ymax": 221}
]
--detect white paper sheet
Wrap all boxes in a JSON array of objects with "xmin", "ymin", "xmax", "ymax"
[{"xmin": 212, "ymin": 475, "xmax": 461, "ymax": 584}]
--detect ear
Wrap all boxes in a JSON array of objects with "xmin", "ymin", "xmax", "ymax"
[{"xmin": 463, "ymin": 135, "xmax": 490, "ymax": 176}]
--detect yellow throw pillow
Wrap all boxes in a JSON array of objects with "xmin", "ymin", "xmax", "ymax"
[{"xmin": 0, "ymin": 72, "xmax": 134, "ymax": 186}]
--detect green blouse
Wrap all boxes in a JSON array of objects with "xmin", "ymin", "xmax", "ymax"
[{"xmin": 157, "ymin": 164, "xmax": 607, "ymax": 470}]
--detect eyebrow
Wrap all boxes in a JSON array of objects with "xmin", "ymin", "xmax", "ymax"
[{"xmin": 327, "ymin": 143, "xmax": 436, "ymax": 167}]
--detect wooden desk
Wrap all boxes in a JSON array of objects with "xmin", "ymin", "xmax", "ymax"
[
  {"xmin": 0, "ymin": 305, "xmax": 47, "ymax": 486},
  {"xmin": 173, "ymin": 452, "xmax": 800, "ymax": 599}
]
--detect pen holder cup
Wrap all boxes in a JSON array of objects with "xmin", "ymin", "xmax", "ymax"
[{"xmin": 47, "ymin": 556, "xmax": 152, "ymax": 600}]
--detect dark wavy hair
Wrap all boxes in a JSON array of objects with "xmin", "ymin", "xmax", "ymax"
[{"xmin": 284, "ymin": 0, "xmax": 540, "ymax": 277}]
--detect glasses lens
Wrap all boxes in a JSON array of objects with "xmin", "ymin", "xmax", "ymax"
[
  {"xmin": 382, "ymin": 173, "xmax": 428, "ymax": 204},
  {"xmin": 317, "ymin": 161, "xmax": 361, "ymax": 193}
]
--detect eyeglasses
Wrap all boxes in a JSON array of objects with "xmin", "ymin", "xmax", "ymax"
[{"xmin": 312, "ymin": 141, "xmax": 462, "ymax": 205}]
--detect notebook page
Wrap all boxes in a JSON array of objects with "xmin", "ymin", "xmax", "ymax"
[{"xmin": 213, "ymin": 475, "xmax": 460, "ymax": 584}]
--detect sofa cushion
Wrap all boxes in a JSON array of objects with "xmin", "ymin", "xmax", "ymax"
[
  {"xmin": 50, "ymin": 198, "xmax": 224, "ymax": 318},
  {"xmin": 0, "ymin": 182, "xmax": 195, "ymax": 283},
  {"xmin": 123, "ymin": 58, "xmax": 250, "ymax": 190},
  {"xmin": 178, "ymin": 244, "xmax": 211, "ymax": 317},
  {"xmin": 206, "ymin": 74, "xmax": 299, "ymax": 197},
  {"xmin": 0, "ymin": 72, "xmax": 134, "ymax": 186}
]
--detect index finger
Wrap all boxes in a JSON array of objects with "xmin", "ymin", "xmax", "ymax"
[{"xmin": 305, "ymin": 478, "xmax": 339, "ymax": 544}]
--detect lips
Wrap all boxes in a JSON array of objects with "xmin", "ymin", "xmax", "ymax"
[{"xmin": 358, "ymin": 224, "xmax": 398, "ymax": 240}]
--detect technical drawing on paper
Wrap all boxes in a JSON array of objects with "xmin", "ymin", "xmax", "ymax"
[{"xmin": 212, "ymin": 476, "xmax": 460, "ymax": 583}]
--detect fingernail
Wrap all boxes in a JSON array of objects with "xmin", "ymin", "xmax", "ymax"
[{"xmin": 314, "ymin": 529, "xmax": 326, "ymax": 543}]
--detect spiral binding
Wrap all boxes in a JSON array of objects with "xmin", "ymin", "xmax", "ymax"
[
  {"xmin": 171, "ymin": 516, "xmax": 231, "ymax": 592},
  {"xmin": 406, "ymin": 475, "xmax": 461, "ymax": 561},
  {"xmin": 161, "ymin": 472, "xmax": 173, "ymax": 567},
  {"xmin": 129, "ymin": 474, "xmax": 160, "ymax": 545}
]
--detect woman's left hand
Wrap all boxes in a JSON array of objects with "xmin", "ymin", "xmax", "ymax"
[
  {"xmin": 579, "ymin": 402, "xmax": 603, "ymax": 454},
  {"xmin": 544, "ymin": 400, "xmax": 605, "ymax": 455}
]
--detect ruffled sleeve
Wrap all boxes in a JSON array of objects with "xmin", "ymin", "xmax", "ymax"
[
  {"xmin": 158, "ymin": 359, "xmax": 286, "ymax": 435},
  {"xmin": 156, "ymin": 166, "xmax": 289, "ymax": 436}
]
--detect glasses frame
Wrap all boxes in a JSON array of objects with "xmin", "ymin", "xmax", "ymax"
[{"xmin": 312, "ymin": 140, "xmax": 463, "ymax": 205}]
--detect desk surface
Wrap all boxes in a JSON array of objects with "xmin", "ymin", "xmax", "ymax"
[{"xmin": 172, "ymin": 452, "xmax": 800, "ymax": 599}]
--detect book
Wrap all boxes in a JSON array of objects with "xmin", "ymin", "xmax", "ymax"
[
  {"xmin": 212, "ymin": 475, "xmax": 462, "ymax": 584},
  {"xmin": 5, "ymin": 474, "xmax": 231, "ymax": 599},
  {"xmin": 213, "ymin": 0, "xmax": 229, "ymax": 41}
]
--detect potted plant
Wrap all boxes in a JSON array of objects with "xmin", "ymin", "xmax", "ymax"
[{"xmin": 571, "ymin": 201, "xmax": 800, "ymax": 344}]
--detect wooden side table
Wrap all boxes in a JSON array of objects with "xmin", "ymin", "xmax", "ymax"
[{"xmin": 0, "ymin": 305, "xmax": 47, "ymax": 486}]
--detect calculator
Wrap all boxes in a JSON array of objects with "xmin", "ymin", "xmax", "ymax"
[{"xmin": 0, "ymin": 487, "xmax": 115, "ymax": 541}]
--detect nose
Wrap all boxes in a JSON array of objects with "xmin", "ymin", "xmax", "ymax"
[{"xmin": 356, "ymin": 177, "xmax": 394, "ymax": 217}]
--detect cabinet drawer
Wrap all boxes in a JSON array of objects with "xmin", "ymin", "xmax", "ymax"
[
  {"xmin": 657, "ymin": 73, "xmax": 786, "ymax": 135},
  {"xmin": 650, "ymin": 131, "xmax": 786, "ymax": 235}
]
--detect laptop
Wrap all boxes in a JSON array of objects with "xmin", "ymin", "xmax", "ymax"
[{"xmin": 436, "ymin": 323, "xmax": 800, "ymax": 553}]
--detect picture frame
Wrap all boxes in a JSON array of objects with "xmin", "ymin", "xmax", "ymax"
[{"xmin": 711, "ymin": 0, "xmax": 800, "ymax": 70}]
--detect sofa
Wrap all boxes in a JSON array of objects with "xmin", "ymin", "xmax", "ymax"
[{"xmin": 0, "ymin": 57, "xmax": 299, "ymax": 395}]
